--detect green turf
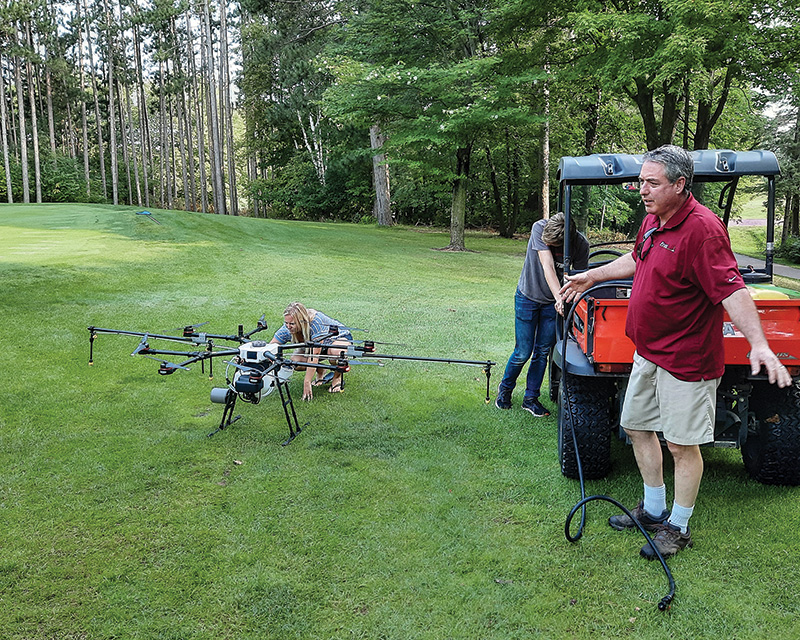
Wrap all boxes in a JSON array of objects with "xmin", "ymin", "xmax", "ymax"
[{"xmin": 1, "ymin": 203, "xmax": 799, "ymax": 639}]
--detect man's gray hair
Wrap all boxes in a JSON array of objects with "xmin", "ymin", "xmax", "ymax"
[{"xmin": 643, "ymin": 144, "xmax": 694, "ymax": 193}]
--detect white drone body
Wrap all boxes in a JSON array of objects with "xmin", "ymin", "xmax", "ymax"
[
  {"xmin": 209, "ymin": 341, "xmax": 294, "ymax": 404},
  {"xmin": 234, "ymin": 341, "xmax": 293, "ymax": 398}
]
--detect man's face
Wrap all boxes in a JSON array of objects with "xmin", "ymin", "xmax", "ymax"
[{"xmin": 638, "ymin": 161, "xmax": 686, "ymax": 220}]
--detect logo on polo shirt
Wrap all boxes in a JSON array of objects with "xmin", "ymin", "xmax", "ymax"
[{"xmin": 658, "ymin": 240, "xmax": 675, "ymax": 253}]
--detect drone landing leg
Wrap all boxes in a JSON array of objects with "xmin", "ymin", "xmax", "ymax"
[
  {"xmin": 276, "ymin": 380, "xmax": 303, "ymax": 446},
  {"xmin": 483, "ymin": 363, "xmax": 493, "ymax": 404},
  {"xmin": 207, "ymin": 389, "xmax": 242, "ymax": 437}
]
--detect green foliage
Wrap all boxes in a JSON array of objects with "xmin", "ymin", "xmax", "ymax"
[
  {"xmin": 566, "ymin": 0, "xmax": 791, "ymax": 149},
  {"xmin": 776, "ymin": 235, "xmax": 800, "ymax": 263},
  {"xmin": 247, "ymin": 147, "xmax": 373, "ymax": 221},
  {"xmin": 0, "ymin": 151, "xmax": 105, "ymax": 204}
]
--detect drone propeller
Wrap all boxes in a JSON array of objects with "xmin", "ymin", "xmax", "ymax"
[
  {"xmin": 131, "ymin": 334, "xmax": 150, "ymax": 356},
  {"xmin": 348, "ymin": 359, "xmax": 385, "ymax": 366},
  {"xmin": 322, "ymin": 324, "xmax": 367, "ymax": 337},
  {"xmin": 351, "ymin": 338, "xmax": 407, "ymax": 348},
  {"xmin": 142, "ymin": 355, "xmax": 191, "ymax": 373},
  {"xmin": 178, "ymin": 321, "xmax": 209, "ymax": 337}
]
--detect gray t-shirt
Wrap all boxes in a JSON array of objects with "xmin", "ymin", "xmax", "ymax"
[{"xmin": 517, "ymin": 219, "xmax": 590, "ymax": 304}]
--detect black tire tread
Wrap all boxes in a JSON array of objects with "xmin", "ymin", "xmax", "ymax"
[
  {"xmin": 743, "ymin": 381, "xmax": 800, "ymax": 486},
  {"xmin": 559, "ymin": 374, "xmax": 613, "ymax": 480}
]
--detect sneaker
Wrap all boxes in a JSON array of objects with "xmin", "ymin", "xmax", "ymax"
[
  {"xmin": 521, "ymin": 398, "xmax": 550, "ymax": 417},
  {"xmin": 608, "ymin": 501, "xmax": 670, "ymax": 532},
  {"xmin": 640, "ymin": 522, "xmax": 693, "ymax": 560},
  {"xmin": 495, "ymin": 386, "xmax": 512, "ymax": 410}
]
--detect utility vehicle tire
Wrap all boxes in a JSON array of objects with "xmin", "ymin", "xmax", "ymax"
[
  {"xmin": 743, "ymin": 381, "xmax": 800, "ymax": 486},
  {"xmin": 558, "ymin": 373, "xmax": 614, "ymax": 479},
  {"xmin": 548, "ymin": 357, "xmax": 561, "ymax": 403}
]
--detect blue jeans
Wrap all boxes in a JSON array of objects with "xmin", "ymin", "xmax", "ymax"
[{"xmin": 499, "ymin": 289, "xmax": 557, "ymax": 402}]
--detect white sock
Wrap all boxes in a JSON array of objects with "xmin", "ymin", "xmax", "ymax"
[
  {"xmin": 668, "ymin": 503, "xmax": 694, "ymax": 533},
  {"xmin": 643, "ymin": 483, "xmax": 667, "ymax": 518}
]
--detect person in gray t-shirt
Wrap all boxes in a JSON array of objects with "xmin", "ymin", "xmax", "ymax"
[{"xmin": 496, "ymin": 213, "xmax": 589, "ymax": 416}]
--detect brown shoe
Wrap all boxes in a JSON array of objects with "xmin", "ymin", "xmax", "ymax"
[
  {"xmin": 608, "ymin": 501, "xmax": 670, "ymax": 532},
  {"xmin": 640, "ymin": 523, "xmax": 693, "ymax": 560}
]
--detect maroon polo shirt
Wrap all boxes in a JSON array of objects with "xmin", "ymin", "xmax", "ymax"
[{"xmin": 626, "ymin": 194, "xmax": 745, "ymax": 381}]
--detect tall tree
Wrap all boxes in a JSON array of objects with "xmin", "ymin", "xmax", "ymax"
[
  {"xmin": 326, "ymin": 0, "xmax": 540, "ymax": 246},
  {"xmin": 218, "ymin": 0, "xmax": 238, "ymax": 215},
  {"xmin": 82, "ymin": 0, "xmax": 107, "ymax": 198},
  {"xmin": 202, "ymin": 0, "xmax": 226, "ymax": 214},
  {"xmin": 102, "ymin": 0, "xmax": 118, "ymax": 204},
  {"xmin": 186, "ymin": 6, "xmax": 208, "ymax": 213},
  {"xmin": 13, "ymin": 29, "xmax": 30, "ymax": 203},
  {"xmin": 24, "ymin": 21, "xmax": 42, "ymax": 202},
  {"xmin": 0, "ymin": 50, "xmax": 13, "ymax": 202},
  {"xmin": 568, "ymin": 0, "xmax": 797, "ymax": 150},
  {"xmin": 369, "ymin": 123, "xmax": 392, "ymax": 225},
  {"xmin": 74, "ymin": 0, "xmax": 92, "ymax": 196}
]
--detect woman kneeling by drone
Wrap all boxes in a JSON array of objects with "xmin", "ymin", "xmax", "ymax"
[{"xmin": 270, "ymin": 301, "xmax": 353, "ymax": 401}]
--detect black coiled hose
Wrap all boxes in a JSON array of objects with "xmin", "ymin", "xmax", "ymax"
[{"xmin": 559, "ymin": 283, "xmax": 676, "ymax": 611}]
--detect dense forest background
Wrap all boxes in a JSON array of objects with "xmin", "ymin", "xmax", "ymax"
[{"xmin": 2, "ymin": 0, "xmax": 800, "ymax": 248}]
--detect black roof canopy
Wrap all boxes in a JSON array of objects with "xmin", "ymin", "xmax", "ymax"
[{"xmin": 557, "ymin": 149, "xmax": 780, "ymax": 186}]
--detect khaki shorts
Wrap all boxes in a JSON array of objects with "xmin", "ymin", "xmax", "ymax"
[{"xmin": 620, "ymin": 352, "xmax": 719, "ymax": 446}]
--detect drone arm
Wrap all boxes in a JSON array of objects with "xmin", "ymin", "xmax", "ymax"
[
  {"xmin": 133, "ymin": 347, "xmax": 204, "ymax": 359},
  {"xmin": 135, "ymin": 347, "xmax": 239, "ymax": 369},
  {"xmin": 242, "ymin": 317, "xmax": 269, "ymax": 340},
  {"xmin": 181, "ymin": 348, "xmax": 239, "ymax": 367},
  {"xmin": 88, "ymin": 326, "xmax": 197, "ymax": 344}
]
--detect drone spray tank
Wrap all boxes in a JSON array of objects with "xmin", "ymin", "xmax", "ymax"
[{"xmin": 210, "ymin": 340, "xmax": 293, "ymax": 405}]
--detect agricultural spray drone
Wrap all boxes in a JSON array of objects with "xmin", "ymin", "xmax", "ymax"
[{"xmin": 87, "ymin": 317, "xmax": 496, "ymax": 445}]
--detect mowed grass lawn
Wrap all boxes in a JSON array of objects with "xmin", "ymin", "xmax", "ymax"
[{"xmin": 1, "ymin": 203, "xmax": 799, "ymax": 639}]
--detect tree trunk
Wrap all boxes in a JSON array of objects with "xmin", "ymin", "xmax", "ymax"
[
  {"xmin": 629, "ymin": 77, "xmax": 682, "ymax": 149},
  {"xmin": 485, "ymin": 144, "xmax": 503, "ymax": 234},
  {"xmin": 168, "ymin": 94, "xmax": 178, "ymax": 207},
  {"xmin": 511, "ymin": 140, "xmax": 520, "ymax": 234},
  {"xmin": 133, "ymin": 19, "xmax": 151, "ymax": 207},
  {"xmin": 186, "ymin": 8, "xmax": 207, "ymax": 213},
  {"xmin": 123, "ymin": 80, "xmax": 142, "ymax": 206},
  {"xmin": 176, "ymin": 93, "xmax": 190, "ymax": 211},
  {"xmin": 541, "ymin": 70, "xmax": 550, "ymax": 220},
  {"xmin": 83, "ymin": 0, "xmax": 107, "ymax": 199},
  {"xmin": 158, "ymin": 60, "xmax": 165, "ymax": 207},
  {"xmin": 103, "ymin": 0, "xmax": 118, "ymax": 205},
  {"xmin": 183, "ymin": 87, "xmax": 197, "ymax": 211},
  {"xmin": 786, "ymin": 105, "xmax": 800, "ymax": 240},
  {"xmin": 45, "ymin": 65, "xmax": 56, "ymax": 158},
  {"xmin": 219, "ymin": 0, "xmax": 238, "ymax": 215},
  {"xmin": 0, "ymin": 53, "xmax": 13, "ymax": 202},
  {"xmin": 692, "ymin": 67, "xmax": 734, "ymax": 151},
  {"xmin": 577, "ymin": 85, "xmax": 603, "ymax": 231},
  {"xmin": 447, "ymin": 143, "xmax": 471, "ymax": 251},
  {"xmin": 203, "ymin": 0, "xmax": 226, "ymax": 214},
  {"xmin": 370, "ymin": 124, "xmax": 392, "ymax": 225},
  {"xmin": 14, "ymin": 46, "xmax": 30, "ymax": 203},
  {"xmin": 75, "ymin": 0, "xmax": 91, "ymax": 196},
  {"xmin": 117, "ymin": 80, "xmax": 132, "ymax": 205},
  {"xmin": 25, "ymin": 24, "xmax": 42, "ymax": 203}
]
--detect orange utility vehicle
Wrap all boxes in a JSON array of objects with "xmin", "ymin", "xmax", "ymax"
[{"xmin": 551, "ymin": 149, "xmax": 800, "ymax": 486}]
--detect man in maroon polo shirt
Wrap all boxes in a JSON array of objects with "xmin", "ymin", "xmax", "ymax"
[{"xmin": 560, "ymin": 145, "xmax": 791, "ymax": 559}]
